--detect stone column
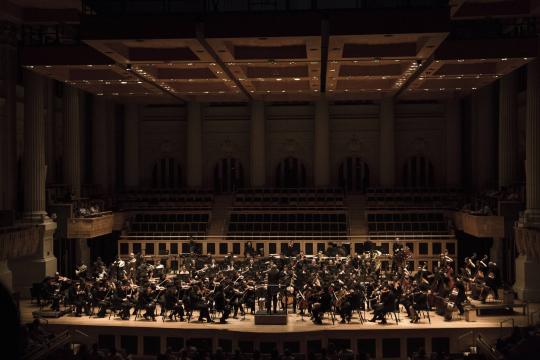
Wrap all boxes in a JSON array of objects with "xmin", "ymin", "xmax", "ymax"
[
  {"xmin": 471, "ymin": 85, "xmax": 496, "ymax": 191},
  {"xmin": 92, "ymin": 97, "xmax": 109, "ymax": 193},
  {"xmin": 22, "ymin": 70, "xmax": 47, "ymax": 221},
  {"xmin": 63, "ymin": 85, "xmax": 81, "ymax": 198},
  {"xmin": 45, "ymin": 79, "xmax": 56, "ymax": 184},
  {"xmin": 10, "ymin": 70, "xmax": 57, "ymax": 296},
  {"xmin": 514, "ymin": 60, "xmax": 540, "ymax": 301},
  {"xmin": 314, "ymin": 96, "xmax": 330, "ymax": 187},
  {"xmin": 379, "ymin": 97, "xmax": 395, "ymax": 187},
  {"xmin": 186, "ymin": 102, "xmax": 203, "ymax": 187},
  {"xmin": 250, "ymin": 101, "xmax": 266, "ymax": 187},
  {"xmin": 124, "ymin": 103, "xmax": 140, "ymax": 188},
  {"xmin": 525, "ymin": 60, "xmax": 540, "ymax": 226},
  {"xmin": 0, "ymin": 29, "xmax": 17, "ymax": 211},
  {"xmin": 445, "ymin": 99, "xmax": 461, "ymax": 187},
  {"xmin": 498, "ymin": 72, "xmax": 519, "ymax": 189}
]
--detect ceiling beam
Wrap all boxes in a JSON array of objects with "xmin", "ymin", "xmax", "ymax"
[
  {"xmin": 126, "ymin": 64, "xmax": 187, "ymax": 103},
  {"xmin": 394, "ymin": 56, "xmax": 434, "ymax": 99},
  {"xmin": 196, "ymin": 23, "xmax": 252, "ymax": 101}
]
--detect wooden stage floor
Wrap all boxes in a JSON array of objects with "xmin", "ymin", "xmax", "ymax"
[{"xmin": 20, "ymin": 300, "xmax": 538, "ymax": 334}]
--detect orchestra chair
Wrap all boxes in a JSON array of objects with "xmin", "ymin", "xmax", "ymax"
[
  {"xmin": 384, "ymin": 300, "xmax": 400, "ymax": 324},
  {"xmin": 418, "ymin": 302, "xmax": 431, "ymax": 324}
]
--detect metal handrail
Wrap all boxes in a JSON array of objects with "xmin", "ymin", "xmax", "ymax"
[
  {"xmin": 23, "ymin": 330, "xmax": 72, "ymax": 360},
  {"xmin": 476, "ymin": 335, "xmax": 503, "ymax": 360}
]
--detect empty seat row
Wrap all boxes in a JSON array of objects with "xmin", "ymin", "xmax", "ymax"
[
  {"xmin": 228, "ymin": 222, "xmax": 347, "ymax": 232},
  {"xmin": 367, "ymin": 212, "xmax": 444, "ymax": 222},
  {"xmin": 134, "ymin": 213, "xmax": 210, "ymax": 223},
  {"xmin": 229, "ymin": 213, "xmax": 346, "ymax": 223},
  {"xmin": 368, "ymin": 222, "xmax": 447, "ymax": 232},
  {"xmin": 237, "ymin": 187, "xmax": 343, "ymax": 195},
  {"xmin": 131, "ymin": 223, "xmax": 208, "ymax": 233}
]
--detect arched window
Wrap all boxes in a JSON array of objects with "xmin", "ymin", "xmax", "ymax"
[
  {"xmin": 152, "ymin": 157, "xmax": 182, "ymax": 188},
  {"xmin": 402, "ymin": 155, "xmax": 434, "ymax": 188},
  {"xmin": 214, "ymin": 158, "xmax": 244, "ymax": 193},
  {"xmin": 275, "ymin": 157, "xmax": 306, "ymax": 188},
  {"xmin": 339, "ymin": 157, "xmax": 370, "ymax": 193}
]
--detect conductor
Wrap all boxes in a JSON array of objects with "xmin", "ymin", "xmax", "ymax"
[{"xmin": 266, "ymin": 264, "xmax": 282, "ymax": 314}]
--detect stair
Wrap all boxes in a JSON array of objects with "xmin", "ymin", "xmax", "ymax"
[
  {"xmin": 346, "ymin": 194, "xmax": 368, "ymax": 236},
  {"xmin": 207, "ymin": 194, "xmax": 234, "ymax": 241}
]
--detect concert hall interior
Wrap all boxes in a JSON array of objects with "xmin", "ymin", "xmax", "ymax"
[{"xmin": 2, "ymin": 1, "xmax": 540, "ymax": 360}]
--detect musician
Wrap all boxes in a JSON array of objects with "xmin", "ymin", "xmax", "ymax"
[
  {"xmin": 454, "ymin": 280, "xmax": 467, "ymax": 315},
  {"xmin": 140, "ymin": 286, "xmax": 157, "ymax": 321},
  {"xmin": 369, "ymin": 285, "xmax": 396, "ymax": 324},
  {"xmin": 75, "ymin": 263, "xmax": 88, "ymax": 280},
  {"xmin": 336, "ymin": 288, "xmax": 353, "ymax": 324},
  {"xmin": 244, "ymin": 241, "xmax": 255, "ymax": 258},
  {"xmin": 214, "ymin": 285, "xmax": 231, "ymax": 323},
  {"xmin": 480, "ymin": 262, "xmax": 501, "ymax": 303},
  {"xmin": 311, "ymin": 286, "xmax": 332, "ymax": 325},
  {"xmin": 266, "ymin": 264, "xmax": 282, "ymax": 314},
  {"xmin": 285, "ymin": 240, "xmax": 296, "ymax": 257}
]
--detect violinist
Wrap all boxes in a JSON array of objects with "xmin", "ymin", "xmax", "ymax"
[
  {"xmin": 164, "ymin": 285, "xmax": 185, "ymax": 321},
  {"xmin": 214, "ymin": 285, "xmax": 231, "ymax": 323},
  {"xmin": 140, "ymin": 286, "xmax": 157, "ymax": 321},
  {"xmin": 311, "ymin": 286, "xmax": 332, "ymax": 325},
  {"xmin": 336, "ymin": 287, "xmax": 353, "ymax": 324},
  {"xmin": 369, "ymin": 284, "xmax": 396, "ymax": 324}
]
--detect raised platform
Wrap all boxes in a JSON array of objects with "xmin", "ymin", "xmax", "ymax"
[
  {"xmin": 20, "ymin": 301, "xmax": 538, "ymax": 358},
  {"xmin": 254, "ymin": 310, "xmax": 288, "ymax": 325}
]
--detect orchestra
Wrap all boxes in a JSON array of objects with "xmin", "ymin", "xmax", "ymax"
[{"xmin": 32, "ymin": 244, "xmax": 501, "ymax": 325}]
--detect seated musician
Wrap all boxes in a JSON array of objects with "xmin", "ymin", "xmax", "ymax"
[
  {"xmin": 312, "ymin": 286, "xmax": 332, "ymax": 325},
  {"xmin": 140, "ymin": 286, "xmax": 157, "ymax": 321},
  {"xmin": 337, "ymin": 288, "xmax": 354, "ymax": 324},
  {"xmin": 164, "ymin": 285, "xmax": 185, "ymax": 321},
  {"xmin": 194, "ymin": 286, "xmax": 213, "ymax": 323},
  {"xmin": 369, "ymin": 284, "xmax": 396, "ymax": 324},
  {"xmin": 214, "ymin": 285, "xmax": 231, "ymax": 323}
]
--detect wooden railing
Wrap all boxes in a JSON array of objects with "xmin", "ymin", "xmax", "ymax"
[
  {"xmin": 67, "ymin": 212, "xmax": 114, "ymax": 239},
  {"xmin": 454, "ymin": 212, "xmax": 505, "ymax": 238}
]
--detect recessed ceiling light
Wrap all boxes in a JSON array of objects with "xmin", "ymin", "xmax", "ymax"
[
  {"xmin": 501, "ymin": 58, "xmax": 508, "ymax": 61},
  {"xmin": 293, "ymin": 78, "xmax": 301, "ymax": 81},
  {"xmin": 121, "ymin": 81, "xmax": 127, "ymax": 84},
  {"xmin": 276, "ymin": 78, "xmax": 282, "ymax": 81}
]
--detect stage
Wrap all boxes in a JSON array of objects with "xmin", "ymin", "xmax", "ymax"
[{"xmin": 20, "ymin": 300, "xmax": 538, "ymax": 358}]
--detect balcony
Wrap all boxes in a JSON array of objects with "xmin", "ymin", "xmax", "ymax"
[
  {"xmin": 454, "ymin": 211, "xmax": 505, "ymax": 238},
  {"xmin": 67, "ymin": 212, "xmax": 114, "ymax": 239}
]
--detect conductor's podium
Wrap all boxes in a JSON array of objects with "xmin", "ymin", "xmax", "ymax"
[{"xmin": 254, "ymin": 310, "xmax": 288, "ymax": 325}]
